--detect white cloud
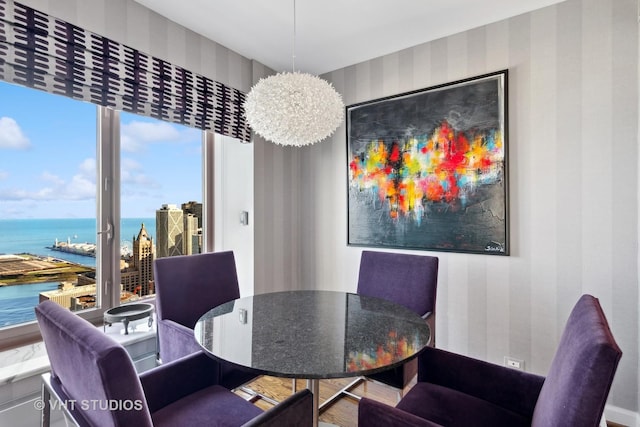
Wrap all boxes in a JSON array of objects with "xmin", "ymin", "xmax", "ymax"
[
  {"xmin": 0, "ymin": 170, "xmax": 8, "ymax": 180},
  {"xmin": 0, "ymin": 187, "xmax": 55, "ymax": 200},
  {"xmin": 122, "ymin": 172, "xmax": 157, "ymax": 186},
  {"xmin": 121, "ymin": 157, "xmax": 143, "ymax": 171},
  {"xmin": 0, "ymin": 158, "xmax": 96, "ymax": 201},
  {"xmin": 0, "ymin": 117, "xmax": 30, "ymax": 149},
  {"xmin": 120, "ymin": 134, "xmax": 141, "ymax": 152},
  {"xmin": 121, "ymin": 157, "xmax": 160, "ymax": 188},
  {"xmin": 121, "ymin": 120, "xmax": 194, "ymax": 152},
  {"xmin": 125, "ymin": 121, "xmax": 182, "ymax": 141},
  {"xmin": 41, "ymin": 171, "xmax": 65, "ymax": 186},
  {"xmin": 78, "ymin": 158, "xmax": 96, "ymax": 177},
  {"xmin": 66, "ymin": 174, "xmax": 96, "ymax": 199}
]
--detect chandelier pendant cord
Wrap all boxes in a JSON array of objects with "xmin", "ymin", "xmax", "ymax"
[
  {"xmin": 242, "ymin": 0, "xmax": 344, "ymax": 147},
  {"xmin": 292, "ymin": 0, "xmax": 296, "ymax": 72}
]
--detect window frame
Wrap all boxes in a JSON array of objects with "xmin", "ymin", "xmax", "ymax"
[{"xmin": 0, "ymin": 103, "xmax": 212, "ymax": 351}]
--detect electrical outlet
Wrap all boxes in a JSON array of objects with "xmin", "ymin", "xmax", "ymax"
[{"xmin": 504, "ymin": 357, "xmax": 525, "ymax": 371}]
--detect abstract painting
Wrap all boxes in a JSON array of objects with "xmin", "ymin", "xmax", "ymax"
[{"xmin": 347, "ymin": 70, "xmax": 509, "ymax": 255}]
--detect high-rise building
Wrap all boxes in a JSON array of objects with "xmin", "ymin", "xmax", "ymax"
[
  {"xmin": 155, "ymin": 202, "xmax": 202, "ymax": 256},
  {"xmin": 121, "ymin": 223, "xmax": 155, "ymax": 296},
  {"xmin": 156, "ymin": 204, "xmax": 184, "ymax": 258},
  {"xmin": 181, "ymin": 201, "xmax": 203, "ymax": 228},
  {"xmin": 182, "ymin": 201, "xmax": 203, "ymax": 254},
  {"xmin": 183, "ymin": 213, "xmax": 200, "ymax": 255}
]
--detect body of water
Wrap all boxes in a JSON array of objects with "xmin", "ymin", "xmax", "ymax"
[
  {"xmin": 0, "ymin": 282, "xmax": 59, "ymax": 327},
  {"xmin": 0, "ymin": 218, "xmax": 154, "ymax": 328}
]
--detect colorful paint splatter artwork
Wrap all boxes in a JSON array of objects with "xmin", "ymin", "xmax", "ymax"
[{"xmin": 347, "ymin": 71, "xmax": 508, "ymax": 254}]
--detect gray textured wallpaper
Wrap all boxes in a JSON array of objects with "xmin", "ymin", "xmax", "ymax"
[{"xmin": 307, "ymin": 0, "xmax": 639, "ymax": 416}]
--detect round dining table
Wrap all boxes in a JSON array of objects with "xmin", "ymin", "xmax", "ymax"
[{"xmin": 194, "ymin": 290, "xmax": 431, "ymax": 427}]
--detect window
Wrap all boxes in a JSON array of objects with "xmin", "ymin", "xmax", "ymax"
[
  {"xmin": 119, "ymin": 112, "xmax": 204, "ymax": 299},
  {"xmin": 0, "ymin": 81, "xmax": 99, "ymax": 332},
  {"xmin": 0, "ymin": 81, "xmax": 209, "ymax": 348},
  {"xmin": 0, "ymin": 1, "xmax": 250, "ymax": 349}
]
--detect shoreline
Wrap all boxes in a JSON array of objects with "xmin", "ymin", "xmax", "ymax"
[{"xmin": 0, "ymin": 253, "xmax": 94, "ymax": 287}]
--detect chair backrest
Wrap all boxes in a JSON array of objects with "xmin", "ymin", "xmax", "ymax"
[
  {"xmin": 35, "ymin": 300, "xmax": 153, "ymax": 427},
  {"xmin": 532, "ymin": 295, "xmax": 622, "ymax": 427},
  {"xmin": 356, "ymin": 250, "xmax": 439, "ymax": 317},
  {"xmin": 154, "ymin": 251, "xmax": 240, "ymax": 328}
]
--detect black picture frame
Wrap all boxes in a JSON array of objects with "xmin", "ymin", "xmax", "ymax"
[{"xmin": 346, "ymin": 70, "xmax": 509, "ymax": 255}]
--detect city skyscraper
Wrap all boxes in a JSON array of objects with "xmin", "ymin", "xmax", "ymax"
[
  {"xmin": 182, "ymin": 201, "xmax": 203, "ymax": 228},
  {"xmin": 121, "ymin": 223, "xmax": 155, "ymax": 296},
  {"xmin": 156, "ymin": 202, "xmax": 203, "ymax": 257},
  {"xmin": 155, "ymin": 204, "xmax": 184, "ymax": 258},
  {"xmin": 183, "ymin": 213, "xmax": 199, "ymax": 255},
  {"xmin": 182, "ymin": 201, "xmax": 203, "ymax": 255}
]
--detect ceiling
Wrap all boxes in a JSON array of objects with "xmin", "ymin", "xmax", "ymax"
[{"xmin": 134, "ymin": 0, "xmax": 566, "ymax": 76}]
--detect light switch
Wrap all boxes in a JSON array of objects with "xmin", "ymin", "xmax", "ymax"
[{"xmin": 240, "ymin": 211, "xmax": 249, "ymax": 225}]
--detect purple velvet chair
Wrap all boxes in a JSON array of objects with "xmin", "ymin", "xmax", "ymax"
[
  {"xmin": 154, "ymin": 251, "xmax": 257, "ymax": 390},
  {"xmin": 357, "ymin": 251, "xmax": 439, "ymax": 390},
  {"xmin": 35, "ymin": 300, "xmax": 313, "ymax": 427},
  {"xmin": 323, "ymin": 251, "xmax": 439, "ymax": 408},
  {"xmin": 358, "ymin": 294, "xmax": 622, "ymax": 427}
]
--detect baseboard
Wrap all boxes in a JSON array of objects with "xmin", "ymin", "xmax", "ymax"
[{"xmin": 605, "ymin": 404, "xmax": 640, "ymax": 427}]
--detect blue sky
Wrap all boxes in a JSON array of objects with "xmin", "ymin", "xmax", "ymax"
[{"xmin": 0, "ymin": 81, "xmax": 203, "ymax": 219}]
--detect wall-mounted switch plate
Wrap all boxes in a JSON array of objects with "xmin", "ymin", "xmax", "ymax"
[{"xmin": 240, "ymin": 211, "xmax": 249, "ymax": 225}]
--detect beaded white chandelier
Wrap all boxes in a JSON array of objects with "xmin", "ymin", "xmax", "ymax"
[
  {"xmin": 244, "ymin": 72, "xmax": 343, "ymax": 147},
  {"xmin": 243, "ymin": 0, "xmax": 344, "ymax": 147}
]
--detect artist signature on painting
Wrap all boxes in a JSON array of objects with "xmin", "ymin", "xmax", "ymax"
[{"xmin": 485, "ymin": 241, "xmax": 505, "ymax": 252}]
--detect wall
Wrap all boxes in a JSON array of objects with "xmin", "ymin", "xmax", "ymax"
[
  {"xmin": 19, "ymin": 0, "xmax": 253, "ymax": 94},
  {"xmin": 214, "ymin": 135, "xmax": 254, "ymax": 296},
  {"xmin": 300, "ymin": 0, "xmax": 639, "ymax": 420},
  {"xmin": 252, "ymin": 61, "xmax": 306, "ymax": 295}
]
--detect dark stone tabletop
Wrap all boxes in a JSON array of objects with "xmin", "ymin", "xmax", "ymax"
[{"xmin": 194, "ymin": 290, "xmax": 430, "ymax": 379}]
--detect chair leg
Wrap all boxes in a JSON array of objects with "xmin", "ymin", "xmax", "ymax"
[
  {"xmin": 239, "ymin": 386, "xmax": 280, "ymax": 406},
  {"xmin": 41, "ymin": 373, "xmax": 81, "ymax": 427},
  {"xmin": 319, "ymin": 377, "xmax": 364, "ymax": 412},
  {"xmin": 231, "ymin": 375, "xmax": 283, "ymax": 406},
  {"xmin": 41, "ymin": 382, "xmax": 51, "ymax": 427}
]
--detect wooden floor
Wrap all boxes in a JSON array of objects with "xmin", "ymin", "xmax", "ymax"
[
  {"xmin": 237, "ymin": 376, "xmax": 627, "ymax": 427},
  {"xmin": 236, "ymin": 375, "xmax": 411, "ymax": 427}
]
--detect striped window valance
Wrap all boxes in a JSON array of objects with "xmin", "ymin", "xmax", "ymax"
[{"xmin": 0, "ymin": 0, "xmax": 251, "ymax": 142}]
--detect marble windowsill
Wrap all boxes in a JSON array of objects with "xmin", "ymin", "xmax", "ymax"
[
  {"xmin": 0, "ymin": 341, "xmax": 50, "ymax": 386},
  {"xmin": 0, "ymin": 315, "xmax": 156, "ymax": 387}
]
